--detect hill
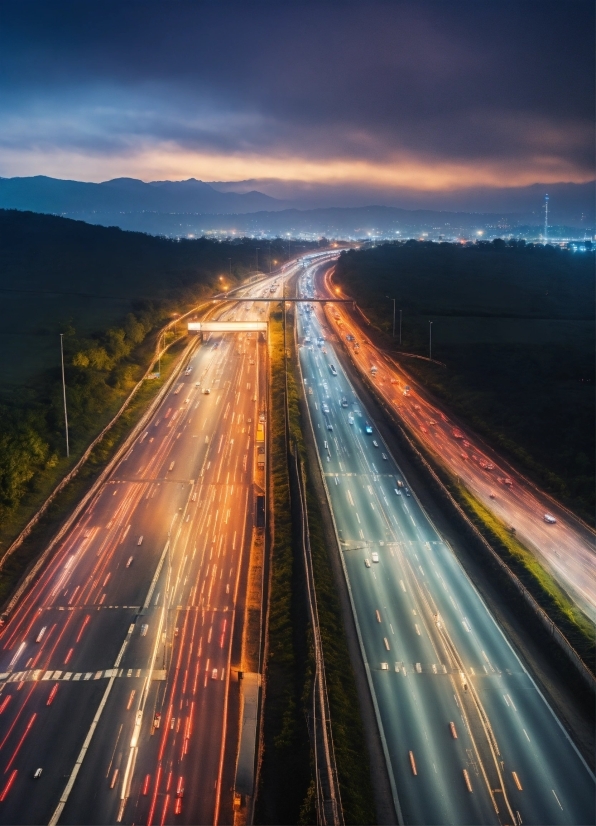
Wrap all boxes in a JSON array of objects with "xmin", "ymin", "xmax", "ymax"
[
  {"xmin": 0, "ymin": 209, "xmax": 316, "ymax": 540},
  {"xmin": 0, "ymin": 175, "xmax": 283, "ymax": 216}
]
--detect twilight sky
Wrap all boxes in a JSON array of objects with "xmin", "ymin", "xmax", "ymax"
[{"xmin": 0, "ymin": 0, "xmax": 593, "ymax": 200}]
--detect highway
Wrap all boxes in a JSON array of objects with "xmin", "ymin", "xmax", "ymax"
[
  {"xmin": 0, "ymin": 264, "xmax": 300, "ymax": 824},
  {"xmin": 322, "ymin": 269, "xmax": 596, "ymax": 623},
  {"xmin": 297, "ymin": 263, "xmax": 595, "ymax": 825}
]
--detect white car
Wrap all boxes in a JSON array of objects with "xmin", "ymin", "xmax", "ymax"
[
  {"xmin": 544, "ymin": 514, "xmax": 557, "ymax": 524},
  {"xmin": 372, "ymin": 440, "xmax": 379, "ymax": 448},
  {"xmin": 364, "ymin": 559, "xmax": 371, "ymax": 568},
  {"xmin": 371, "ymin": 552, "xmax": 379, "ymax": 563}
]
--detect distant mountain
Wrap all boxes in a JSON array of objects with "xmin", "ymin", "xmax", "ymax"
[
  {"xmin": 0, "ymin": 176, "xmax": 592, "ymax": 239},
  {"xmin": 0, "ymin": 175, "xmax": 285, "ymax": 216}
]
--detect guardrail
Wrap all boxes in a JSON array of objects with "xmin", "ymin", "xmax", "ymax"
[
  {"xmin": 290, "ymin": 444, "xmax": 344, "ymax": 826},
  {"xmin": 283, "ymin": 285, "xmax": 343, "ymax": 826}
]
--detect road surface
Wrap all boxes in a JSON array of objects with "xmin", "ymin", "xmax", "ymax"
[
  {"xmin": 297, "ymin": 262, "xmax": 595, "ymax": 825},
  {"xmin": 0, "ymin": 265, "xmax": 297, "ymax": 824}
]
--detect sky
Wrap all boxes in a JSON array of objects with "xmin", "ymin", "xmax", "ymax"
[{"xmin": 0, "ymin": 0, "xmax": 593, "ymax": 205}]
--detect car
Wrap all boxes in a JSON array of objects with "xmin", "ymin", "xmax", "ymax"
[
  {"xmin": 195, "ymin": 381, "xmax": 201, "ymax": 387},
  {"xmin": 33, "ymin": 768, "xmax": 43, "ymax": 779},
  {"xmin": 544, "ymin": 514, "xmax": 557, "ymax": 524},
  {"xmin": 308, "ymin": 387, "xmax": 313, "ymax": 395},
  {"xmin": 153, "ymin": 712, "xmax": 162, "ymax": 729},
  {"xmin": 365, "ymin": 423, "xmax": 373, "ymax": 434},
  {"xmin": 211, "ymin": 668, "xmax": 218, "ymax": 680},
  {"xmin": 489, "ymin": 492, "xmax": 496, "ymax": 499},
  {"xmin": 140, "ymin": 624, "xmax": 149, "ymax": 636},
  {"xmin": 371, "ymin": 552, "xmax": 379, "ymax": 563},
  {"xmin": 372, "ymin": 440, "xmax": 379, "ymax": 447},
  {"xmin": 322, "ymin": 403, "xmax": 330, "ymax": 413},
  {"xmin": 364, "ymin": 559, "xmax": 371, "ymax": 568},
  {"xmin": 347, "ymin": 414, "xmax": 354, "ymax": 425},
  {"xmin": 203, "ymin": 388, "xmax": 211, "ymax": 394},
  {"xmin": 137, "ymin": 535, "xmax": 144, "ymax": 546},
  {"xmin": 382, "ymin": 453, "xmax": 388, "ymax": 460},
  {"xmin": 404, "ymin": 488, "xmax": 411, "ymax": 497},
  {"xmin": 126, "ymin": 556, "xmax": 134, "ymax": 568},
  {"xmin": 394, "ymin": 488, "xmax": 401, "ymax": 495}
]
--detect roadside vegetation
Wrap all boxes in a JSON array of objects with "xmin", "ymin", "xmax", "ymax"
[
  {"xmin": 0, "ymin": 209, "xmax": 320, "ymax": 564},
  {"xmin": 257, "ymin": 308, "xmax": 375, "ymax": 824},
  {"xmin": 335, "ymin": 241, "xmax": 595, "ymax": 523}
]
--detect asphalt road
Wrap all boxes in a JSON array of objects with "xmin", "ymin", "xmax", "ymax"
[
  {"xmin": 297, "ymin": 264, "xmax": 595, "ymax": 826},
  {"xmin": 0, "ymin": 264, "xmax": 300, "ymax": 824},
  {"xmin": 323, "ymin": 270, "xmax": 596, "ymax": 623}
]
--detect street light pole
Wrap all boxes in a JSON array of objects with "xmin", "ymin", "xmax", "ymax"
[
  {"xmin": 429, "ymin": 321, "xmax": 433, "ymax": 361},
  {"xmin": 60, "ymin": 333, "xmax": 70, "ymax": 458},
  {"xmin": 386, "ymin": 296, "xmax": 396, "ymax": 338}
]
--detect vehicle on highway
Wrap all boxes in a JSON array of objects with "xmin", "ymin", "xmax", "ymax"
[
  {"xmin": 341, "ymin": 396, "xmax": 348, "ymax": 407},
  {"xmin": 126, "ymin": 556, "xmax": 134, "ymax": 568},
  {"xmin": 364, "ymin": 559, "xmax": 371, "ymax": 568},
  {"xmin": 33, "ymin": 769, "xmax": 42, "ymax": 779},
  {"xmin": 195, "ymin": 381, "xmax": 201, "ymax": 387},
  {"xmin": 544, "ymin": 513, "xmax": 557, "ymax": 524},
  {"xmin": 36, "ymin": 626, "xmax": 46, "ymax": 643},
  {"xmin": 370, "ymin": 365, "xmax": 378, "ymax": 375},
  {"xmin": 324, "ymin": 415, "xmax": 333, "ymax": 431},
  {"xmin": 140, "ymin": 624, "xmax": 148, "ymax": 636},
  {"xmin": 329, "ymin": 363, "xmax": 338, "ymax": 376},
  {"xmin": 403, "ymin": 385, "xmax": 410, "ymax": 395},
  {"xmin": 371, "ymin": 552, "xmax": 379, "ymax": 563},
  {"xmin": 382, "ymin": 453, "xmax": 388, "ymax": 460},
  {"xmin": 137, "ymin": 535, "xmax": 143, "ymax": 545},
  {"xmin": 364, "ymin": 422, "xmax": 373, "ymax": 434},
  {"xmin": 372, "ymin": 440, "xmax": 379, "ymax": 447},
  {"xmin": 153, "ymin": 713, "xmax": 161, "ymax": 729},
  {"xmin": 347, "ymin": 414, "xmax": 354, "ymax": 425},
  {"xmin": 404, "ymin": 488, "xmax": 411, "ymax": 497},
  {"xmin": 211, "ymin": 668, "xmax": 218, "ymax": 680},
  {"xmin": 394, "ymin": 488, "xmax": 402, "ymax": 495},
  {"xmin": 203, "ymin": 388, "xmax": 211, "ymax": 394},
  {"xmin": 322, "ymin": 402, "xmax": 330, "ymax": 413}
]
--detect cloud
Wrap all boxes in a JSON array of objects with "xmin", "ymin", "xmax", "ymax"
[{"xmin": 0, "ymin": 1, "xmax": 593, "ymax": 188}]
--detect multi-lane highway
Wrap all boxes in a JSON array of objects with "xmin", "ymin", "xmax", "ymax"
[
  {"xmin": 0, "ymin": 266, "xmax": 297, "ymax": 824},
  {"xmin": 322, "ymin": 270, "xmax": 596, "ymax": 623},
  {"xmin": 297, "ymin": 263, "xmax": 595, "ymax": 825}
]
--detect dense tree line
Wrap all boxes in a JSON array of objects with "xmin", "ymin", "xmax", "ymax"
[
  {"xmin": 335, "ymin": 240, "xmax": 595, "ymax": 521},
  {"xmin": 0, "ymin": 209, "xmax": 321, "ymax": 535}
]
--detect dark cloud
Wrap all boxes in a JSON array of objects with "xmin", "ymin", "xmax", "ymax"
[{"xmin": 0, "ymin": 1, "xmax": 593, "ymax": 184}]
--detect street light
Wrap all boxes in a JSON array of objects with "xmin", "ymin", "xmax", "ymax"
[
  {"xmin": 386, "ymin": 296, "xmax": 396, "ymax": 338},
  {"xmin": 60, "ymin": 334, "xmax": 70, "ymax": 458}
]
